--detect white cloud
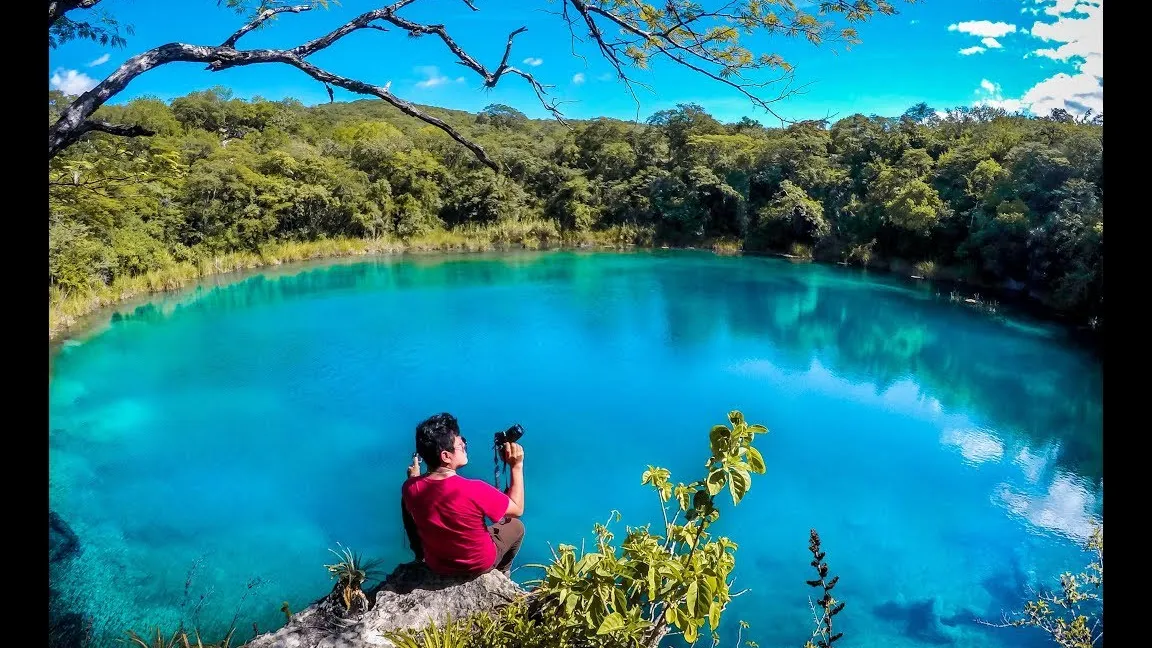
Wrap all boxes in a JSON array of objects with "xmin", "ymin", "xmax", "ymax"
[
  {"xmin": 455, "ymin": 77, "xmax": 466, "ymax": 83},
  {"xmin": 909, "ymin": 19, "xmax": 919, "ymax": 25},
  {"xmin": 1037, "ymin": 0, "xmax": 1086, "ymax": 16},
  {"xmin": 981, "ymin": 37, "xmax": 1002, "ymax": 48},
  {"xmin": 1081, "ymin": 53, "xmax": 1103, "ymax": 78},
  {"xmin": 948, "ymin": 20, "xmax": 1018, "ymax": 38},
  {"xmin": 522, "ymin": 57, "xmax": 543, "ymax": 67},
  {"xmin": 975, "ymin": 70, "xmax": 1102, "ymax": 116},
  {"xmin": 414, "ymin": 66, "xmax": 450, "ymax": 88},
  {"xmin": 980, "ymin": 79, "xmax": 999, "ymax": 93},
  {"xmin": 1029, "ymin": 0, "xmax": 1102, "ymax": 67},
  {"xmin": 960, "ymin": 46, "xmax": 986, "ymax": 55},
  {"xmin": 596, "ymin": 72, "xmax": 613, "ymax": 81},
  {"xmin": 50, "ymin": 68, "xmax": 97, "ymax": 95},
  {"xmin": 988, "ymin": 0, "xmax": 1105, "ymax": 116},
  {"xmin": 572, "ymin": 72, "xmax": 585, "ymax": 84},
  {"xmin": 87, "ymin": 53, "xmax": 110, "ymax": 67}
]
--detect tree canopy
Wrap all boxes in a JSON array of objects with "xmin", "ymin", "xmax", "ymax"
[{"xmin": 48, "ymin": 0, "xmax": 908, "ymax": 165}]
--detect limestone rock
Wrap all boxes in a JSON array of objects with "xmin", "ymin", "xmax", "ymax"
[{"xmin": 245, "ymin": 562, "xmax": 525, "ymax": 648}]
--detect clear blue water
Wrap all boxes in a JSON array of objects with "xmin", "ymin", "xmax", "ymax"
[{"xmin": 49, "ymin": 250, "xmax": 1103, "ymax": 648}]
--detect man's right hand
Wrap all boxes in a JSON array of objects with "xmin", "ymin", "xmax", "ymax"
[{"xmin": 502, "ymin": 442, "xmax": 524, "ymax": 468}]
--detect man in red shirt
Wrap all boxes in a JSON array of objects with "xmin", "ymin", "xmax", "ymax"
[{"xmin": 401, "ymin": 413, "xmax": 526, "ymax": 576}]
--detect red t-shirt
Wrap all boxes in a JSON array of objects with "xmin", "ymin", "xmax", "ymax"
[{"xmin": 401, "ymin": 474, "xmax": 511, "ymax": 575}]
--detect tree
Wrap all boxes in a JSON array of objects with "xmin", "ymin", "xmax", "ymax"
[
  {"xmin": 476, "ymin": 104, "xmax": 528, "ymax": 129},
  {"xmin": 747, "ymin": 179, "xmax": 827, "ymax": 251},
  {"xmin": 48, "ymin": 0, "xmax": 908, "ymax": 167}
]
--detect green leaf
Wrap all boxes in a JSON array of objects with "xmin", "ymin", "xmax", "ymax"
[
  {"xmin": 729, "ymin": 468, "xmax": 750, "ymax": 505},
  {"xmin": 683, "ymin": 619, "xmax": 699, "ymax": 643},
  {"xmin": 574, "ymin": 552, "xmax": 603, "ymax": 574},
  {"xmin": 706, "ymin": 470, "xmax": 726, "ymax": 496},
  {"xmin": 686, "ymin": 580, "xmax": 699, "ymax": 617},
  {"xmin": 677, "ymin": 486, "xmax": 693, "ymax": 512},
  {"xmin": 746, "ymin": 447, "xmax": 767, "ymax": 474},
  {"xmin": 708, "ymin": 600, "xmax": 722, "ymax": 630},
  {"xmin": 596, "ymin": 612, "xmax": 626, "ymax": 635},
  {"xmin": 709, "ymin": 425, "xmax": 730, "ymax": 454}
]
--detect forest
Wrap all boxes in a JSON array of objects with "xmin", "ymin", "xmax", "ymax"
[{"xmin": 48, "ymin": 89, "xmax": 1103, "ymax": 330}]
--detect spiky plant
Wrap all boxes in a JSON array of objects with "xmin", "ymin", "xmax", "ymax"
[
  {"xmin": 382, "ymin": 613, "xmax": 473, "ymax": 648},
  {"xmin": 324, "ymin": 543, "xmax": 384, "ymax": 612},
  {"xmin": 122, "ymin": 629, "xmax": 183, "ymax": 648},
  {"xmin": 121, "ymin": 627, "xmax": 235, "ymax": 648},
  {"xmin": 804, "ymin": 529, "xmax": 845, "ymax": 648}
]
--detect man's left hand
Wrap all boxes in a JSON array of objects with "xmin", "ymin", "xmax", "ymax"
[{"xmin": 407, "ymin": 454, "xmax": 421, "ymax": 478}]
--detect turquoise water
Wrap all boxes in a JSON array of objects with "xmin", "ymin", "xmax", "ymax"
[{"xmin": 49, "ymin": 250, "xmax": 1103, "ymax": 648}]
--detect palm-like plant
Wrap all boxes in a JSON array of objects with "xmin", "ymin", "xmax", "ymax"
[{"xmin": 325, "ymin": 543, "xmax": 384, "ymax": 612}]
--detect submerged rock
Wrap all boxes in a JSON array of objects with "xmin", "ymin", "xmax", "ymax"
[
  {"xmin": 49, "ymin": 510, "xmax": 80, "ymax": 564},
  {"xmin": 246, "ymin": 562, "xmax": 525, "ymax": 648}
]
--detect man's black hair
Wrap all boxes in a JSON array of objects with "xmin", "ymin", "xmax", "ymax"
[{"xmin": 415, "ymin": 413, "xmax": 460, "ymax": 468}]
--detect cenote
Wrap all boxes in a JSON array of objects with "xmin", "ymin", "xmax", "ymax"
[{"xmin": 48, "ymin": 250, "xmax": 1103, "ymax": 648}]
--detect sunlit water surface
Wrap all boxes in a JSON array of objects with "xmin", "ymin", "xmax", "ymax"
[{"xmin": 49, "ymin": 251, "xmax": 1103, "ymax": 648}]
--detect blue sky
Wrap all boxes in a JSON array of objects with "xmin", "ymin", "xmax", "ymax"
[{"xmin": 49, "ymin": 0, "xmax": 1103, "ymax": 124}]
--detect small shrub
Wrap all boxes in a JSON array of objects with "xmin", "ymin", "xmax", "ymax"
[
  {"xmin": 912, "ymin": 260, "xmax": 937, "ymax": 279},
  {"xmin": 788, "ymin": 242, "xmax": 813, "ymax": 259}
]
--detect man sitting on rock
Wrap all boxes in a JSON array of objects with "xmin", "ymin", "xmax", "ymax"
[{"xmin": 401, "ymin": 412, "xmax": 526, "ymax": 577}]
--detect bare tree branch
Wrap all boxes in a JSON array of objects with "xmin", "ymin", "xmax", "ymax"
[
  {"xmin": 49, "ymin": 0, "xmax": 897, "ymax": 165},
  {"xmin": 82, "ymin": 119, "xmax": 154, "ymax": 139},
  {"xmin": 570, "ymin": 0, "xmax": 793, "ymax": 122},
  {"xmin": 48, "ymin": 0, "xmax": 102, "ymax": 29},
  {"xmin": 48, "ymin": 0, "xmax": 505, "ymax": 169},
  {"xmin": 508, "ymin": 69, "xmax": 570, "ymax": 125},
  {"xmin": 222, "ymin": 4, "xmax": 314, "ymax": 48}
]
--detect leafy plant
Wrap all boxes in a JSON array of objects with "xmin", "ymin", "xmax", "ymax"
[
  {"xmin": 803, "ymin": 530, "xmax": 845, "ymax": 648},
  {"xmin": 984, "ymin": 525, "xmax": 1103, "ymax": 647},
  {"xmin": 527, "ymin": 409, "xmax": 769, "ymax": 646},
  {"xmin": 324, "ymin": 543, "xmax": 384, "ymax": 612}
]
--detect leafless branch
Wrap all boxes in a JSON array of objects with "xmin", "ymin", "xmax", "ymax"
[
  {"xmin": 222, "ymin": 4, "xmax": 313, "ymax": 48},
  {"xmin": 48, "ymin": 0, "xmax": 102, "ymax": 29},
  {"xmin": 82, "ymin": 119, "xmax": 154, "ymax": 139},
  {"xmin": 48, "ymin": 0, "xmax": 506, "ymax": 169}
]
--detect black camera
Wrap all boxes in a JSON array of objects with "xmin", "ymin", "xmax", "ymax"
[{"xmin": 494, "ymin": 423, "xmax": 524, "ymax": 447}]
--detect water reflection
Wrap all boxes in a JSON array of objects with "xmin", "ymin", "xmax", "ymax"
[
  {"xmin": 942, "ymin": 427, "xmax": 1005, "ymax": 465},
  {"xmin": 86, "ymin": 251, "xmax": 1102, "ymax": 488},
  {"xmin": 995, "ymin": 471, "xmax": 1102, "ymax": 542}
]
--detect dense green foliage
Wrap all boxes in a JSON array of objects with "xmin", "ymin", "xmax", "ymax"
[{"xmin": 49, "ymin": 90, "xmax": 1103, "ymax": 329}]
